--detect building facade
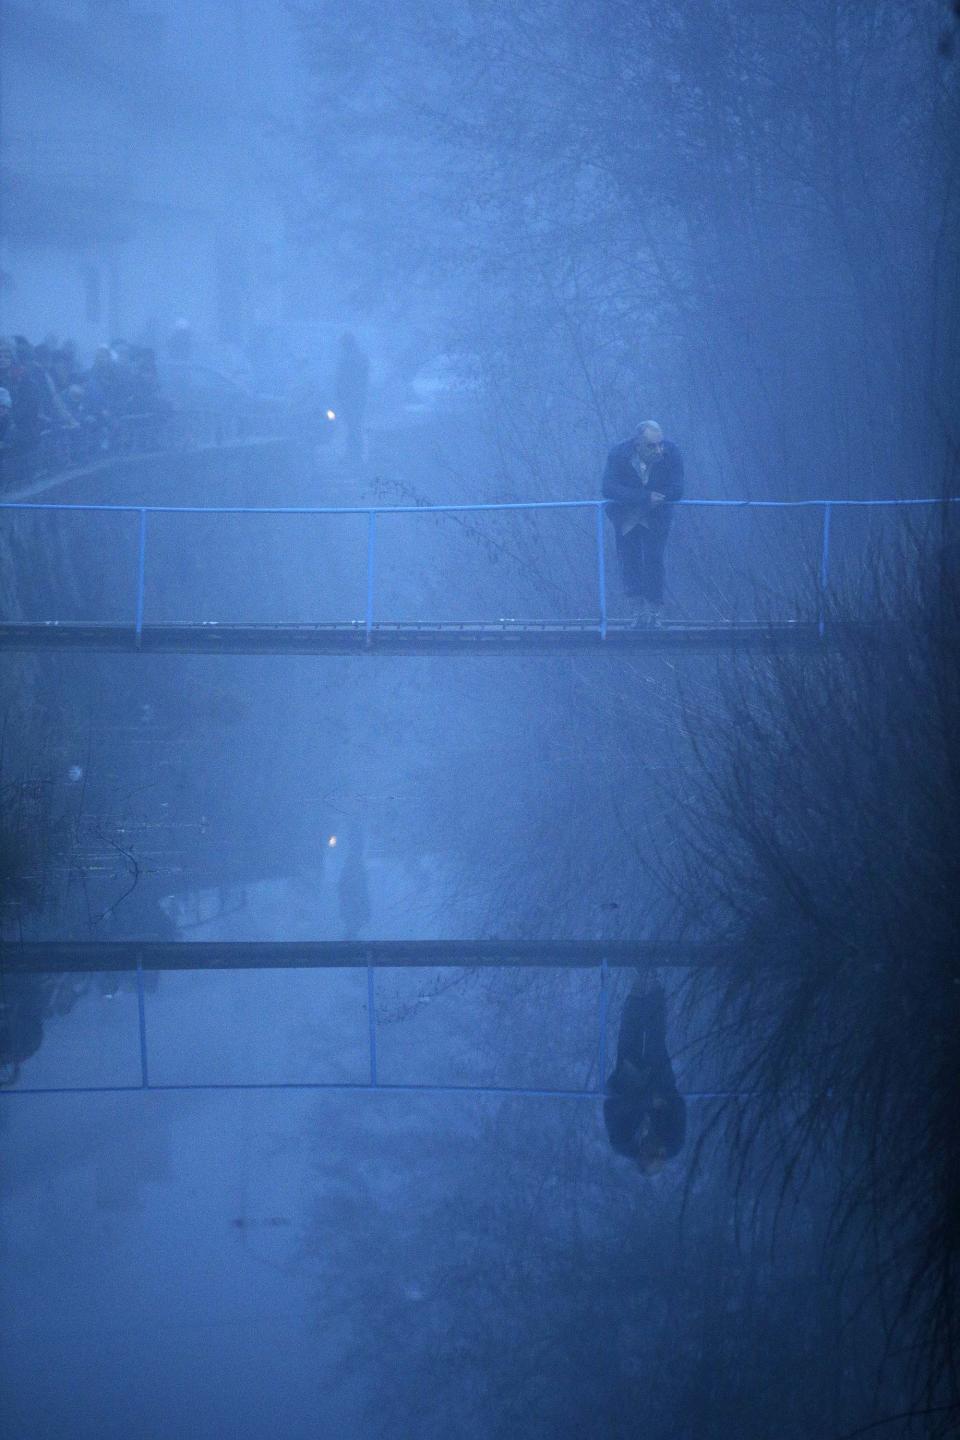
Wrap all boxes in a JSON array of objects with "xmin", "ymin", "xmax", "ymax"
[{"xmin": 0, "ymin": 0, "xmax": 287, "ymax": 364}]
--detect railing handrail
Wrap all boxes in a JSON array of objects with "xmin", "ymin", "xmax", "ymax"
[
  {"xmin": 1, "ymin": 493, "xmax": 954, "ymax": 647},
  {"xmin": 0, "ymin": 494, "xmax": 956, "ymax": 517}
]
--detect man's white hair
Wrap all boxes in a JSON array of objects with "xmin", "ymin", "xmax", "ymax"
[{"xmin": 637, "ymin": 420, "xmax": 663, "ymax": 438}]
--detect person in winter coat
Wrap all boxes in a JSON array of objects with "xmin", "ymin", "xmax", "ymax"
[
  {"xmin": 604, "ymin": 973, "xmax": 686, "ymax": 1174},
  {"xmin": 602, "ymin": 420, "xmax": 684, "ymax": 626}
]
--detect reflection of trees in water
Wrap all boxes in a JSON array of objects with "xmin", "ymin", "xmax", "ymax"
[
  {"xmin": 305, "ymin": 1102, "xmax": 884, "ymax": 1440},
  {"xmin": 668, "ymin": 552, "xmax": 960, "ymax": 1436},
  {"xmin": 2, "ymin": 735, "xmax": 211, "ymax": 944},
  {"xmin": 1, "ymin": 769, "xmax": 82, "ymax": 1083},
  {"xmin": 0, "ymin": 764, "xmax": 167, "ymax": 1083},
  {"xmin": 1, "ymin": 774, "xmax": 79, "ymax": 924},
  {"xmin": 298, "ymin": 553, "xmax": 959, "ymax": 1437},
  {"xmin": 1, "ymin": 768, "xmax": 146, "ymax": 933},
  {"xmin": 0, "ymin": 973, "xmax": 73, "ymax": 1085},
  {"xmin": 0, "ymin": 968, "xmax": 162, "ymax": 1087}
]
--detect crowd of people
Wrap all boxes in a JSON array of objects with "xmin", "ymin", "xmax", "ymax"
[
  {"xmin": 0, "ymin": 322, "xmax": 358, "ymax": 489},
  {"xmin": 0, "ymin": 333, "xmax": 176, "ymax": 484}
]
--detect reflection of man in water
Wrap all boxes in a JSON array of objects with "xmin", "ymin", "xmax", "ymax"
[
  {"xmin": 604, "ymin": 973, "xmax": 686, "ymax": 1174},
  {"xmin": 337, "ymin": 825, "xmax": 370, "ymax": 940},
  {"xmin": 334, "ymin": 332, "xmax": 370, "ymax": 464}
]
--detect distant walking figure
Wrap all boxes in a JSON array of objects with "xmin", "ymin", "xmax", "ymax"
[
  {"xmin": 602, "ymin": 420, "xmax": 684, "ymax": 626},
  {"xmin": 334, "ymin": 332, "xmax": 370, "ymax": 465},
  {"xmin": 604, "ymin": 973, "xmax": 686, "ymax": 1174}
]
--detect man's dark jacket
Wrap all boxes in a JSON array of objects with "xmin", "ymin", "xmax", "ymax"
[
  {"xmin": 602, "ymin": 437, "xmax": 684, "ymax": 534},
  {"xmin": 604, "ymin": 985, "xmax": 686, "ymax": 1161}
]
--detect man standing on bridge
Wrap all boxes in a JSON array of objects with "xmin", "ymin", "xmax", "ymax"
[{"xmin": 602, "ymin": 420, "xmax": 684, "ymax": 626}]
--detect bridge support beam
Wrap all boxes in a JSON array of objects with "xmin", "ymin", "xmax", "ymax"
[
  {"xmin": 0, "ymin": 619, "xmax": 836, "ymax": 655},
  {"xmin": 0, "ymin": 940, "xmax": 740, "ymax": 973}
]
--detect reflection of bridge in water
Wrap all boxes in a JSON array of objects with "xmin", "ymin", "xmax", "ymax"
[
  {"xmin": 0, "ymin": 617, "xmax": 839, "ymax": 654},
  {"xmin": 1, "ymin": 940, "xmax": 741, "ymax": 972},
  {"xmin": 0, "ymin": 492, "xmax": 952, "ymax": 1099},
  {"xmin": 0, "ymin": 942, "xmax": 740, "ymax": 1101},
  {"xmin": 0, "ymin": 493, "xmax": 951, "ymax": 653}
]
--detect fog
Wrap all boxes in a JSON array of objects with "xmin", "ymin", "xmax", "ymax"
[{"xmin": 1, "ymin": 4, "xmax": 958, "ymax": 1438}]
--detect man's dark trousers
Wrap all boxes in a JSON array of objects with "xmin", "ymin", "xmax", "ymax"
[{"xmin": 616, "ymin": 513, "xmax": 672, "ymax": 605}]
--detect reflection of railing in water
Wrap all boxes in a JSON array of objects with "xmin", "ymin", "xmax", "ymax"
[
  {"xmin": 0, "ymin": 494, "xmax": 955, "ymax": 645},
  {"xmin": 0, "ymin": 946, "xmax": 735, "ymax": 1101}
]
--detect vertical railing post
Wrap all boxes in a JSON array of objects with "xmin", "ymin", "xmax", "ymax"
[
  {"xmin": 135, "ymin": 508, "xmax": 148, "ymax": 649},
  {"xmin": 597, "ymin": 955, "xmax": 609, "ymax": 1092},
  {"xmin": 367, "ymin": 962, "xmax": 378, "ymax": 1087},
  {"xmin": 365, "ymin": 510, "xmax": 377, "ymax": 645},
  {"xmin": 135, "ymin": 951, "xmax": 150, "ymax": 1089},
  {"xmin": 818, "ymin": 501, "xmax": 832, "ymax": 639},
  {"xmin": 595, "ymin": 503, "xmax": 608, "ymax": 640}
]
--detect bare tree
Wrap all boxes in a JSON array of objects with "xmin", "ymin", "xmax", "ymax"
[
  {"xmin": 666, "ymin": 532, "xmax": 960, "ymax": 1433},
  {"xmin": 295, "ymin": 0, "xmax": 960, "ymax": 505}
]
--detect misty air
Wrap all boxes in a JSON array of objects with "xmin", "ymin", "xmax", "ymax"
[{"xmin": 1, "ymin": 3, "xmax": 958, "ymax": 1438}]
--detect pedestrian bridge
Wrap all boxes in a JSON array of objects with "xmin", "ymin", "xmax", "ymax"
[{"xmin": 0, "ymin": 493, "xmax": 950, "ymax": 654}]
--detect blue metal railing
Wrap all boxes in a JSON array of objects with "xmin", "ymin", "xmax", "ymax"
[{"xmin": 0, "ymin": 494, "xmax": 955, "ymax": 641}]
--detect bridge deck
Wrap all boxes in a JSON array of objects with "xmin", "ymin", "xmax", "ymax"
[
  {"xmin": 0, "ymin": 940, "xmax": 738, "ymax": 973},
  {"xmin": 0, "ymin": 618, "xmax": 833, "ymax": 655}
]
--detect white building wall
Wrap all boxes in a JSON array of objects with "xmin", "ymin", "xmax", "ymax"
[{"xmin": 0, "ymin": 1, "xmax": 291, "ymax": 362}]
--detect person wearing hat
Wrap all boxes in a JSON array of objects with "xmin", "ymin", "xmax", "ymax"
[{"xmin": 602, "ymin": 420, "xmax": 684, "ymax": 626}]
